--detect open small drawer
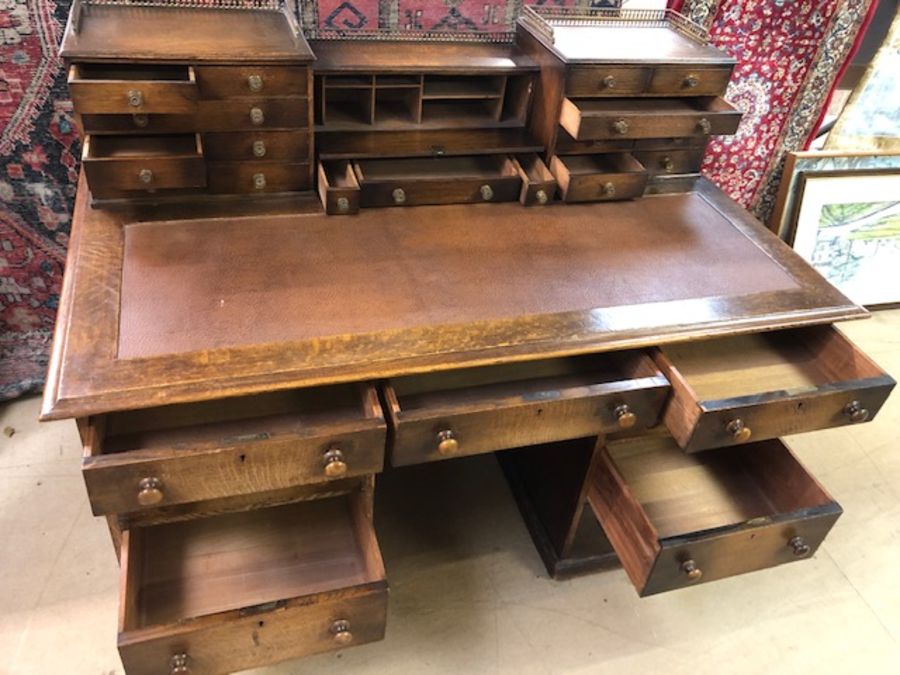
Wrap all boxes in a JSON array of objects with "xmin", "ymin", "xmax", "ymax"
[
  {"xmin": 559, "ymin": 96, "xmax": 742, "ymax": 141},
  {"xmin": 82, "ymin": 133, "xmax": 206, "ymax": 197},
  {"xmin": 353, "ymin": 155, "xmax": 522, "ymax": 208},
  {"xmin": 512, "ymin": 153, "xmax": 557, "ymax": 206},
  {"xmin": 68, "ymin": 63, "xmax": 199, "ymax": 114},
  {"xmin": 551, "ymin": 153, "xmax": 648, "ymax": 202},
  {"xmin": 318, "ymin": 159, "xmax": 361, "ymax": 214},
  {"xmin": 588, "ymin": 434, "xmax": 842, "ymax": 596},
  {"xmin": 382, "ymin": 352, "xmax": 669, "ymax": 467},
  {"xmin": 82, "ymin": 384, "xmax": 386, "ymax": 515},
  {"xmin": 652, "ymin": 326, "xmax": 895, "ymax": 453},
  {"xmin": 117, "ymin": 492, "xmax": 388, "ymax": 674}
]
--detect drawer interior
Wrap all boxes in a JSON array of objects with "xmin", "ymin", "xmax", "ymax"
[
  {"xmin": 98, "ymin": 384, "xmax": 380, "ymax": 455},
  {"xmin": 121, "ymin": 494, "xmax": 383, "ymax": 629},
  {"xmin": 320, "ymin": 159, "xmax": 360, "ymax": 190},
  {"xmin": 557, "ymin": 153, "xmax": 645, "ymax": 176},
  {"xmin": 514, "ymin": 153, "xmax": 556, "ymax": 183},
  {"xmin": 568, "ymin": 96, "xmax": 734, "ymax": 117},
  {"xmin": 72, "ymin": 62, "xmax": 193, "ymax": 83},
  {"xmin": 354, "ymin": 155, "xmax": 518, "ymax": 182},
  {"xmin": 85, "ymin": 134, "xmax": 201, "ymax": 160}
]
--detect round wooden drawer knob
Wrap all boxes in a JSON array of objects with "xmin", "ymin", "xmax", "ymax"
[
  {"xmin": 436, "ymin": 429, "xmax": 459, "ymax": 456},
  {"xmin": 789, "ymin": 536, "xmax": 811, "ymax": 557},
  {"xmin": 614, "ymin": 404, "xmax": 637, "ymax": 429},
  {"xmin": 392, "ymin": 188, "xmax": 406, "ymax": 204},
  {"xmin": 844, "ymin": 400, "xmax": 869, "ymax": 423},
  {"xmin": 683, "ymin": 74, "xmax": 700, "ymax": 89},
  {"xmin": 697, "ymin": 117, "xmax": 712, "ymax": 134},
  {"xmin": 660, "ymin": 156, "xmax": 675, "ymax": 172},
  {"xmin": 602, "ymin": 75, "xmax": 617, "ymax": 89},
  {"xmin": 480, "ymin": 184, "xmax": 494, "ymax": 201},
  {"xmin": 535, "ymin": 188, "xmax": 549, "ymax": 205},
  {"xmin": 253, "ymin": 173, "xmax": 267, "ymax": 190},
  {"xmin": 726, "ymin": 418, "xmax": 752, "ymax": 443},
  {"xmin": 250, "ymin": 107, "xmax": 265, "ymax": 126},
  {"xmin": 170, "ymin": 653, "xmax": 190, "ymax": 675},
  {"xmin": 681, "ymin": 559, "xmax": 703, "ymax": 582},
  {"xmin": 323, "ymin": 446, "xmax": 348, "ymax": 478},
  {"xmin": 331, "ymin": 619, "xmax": 353, "ymax": 645},
  {"xmin": 138, "ymin": 169, "xmax": 154, "ymax": 185},
  {"xmin": 127, "ymin": 89, "xmax": 143, "ymax": 108},
  {"xmin": 612, "ymin": 119, "xmax": 630, "ymax": 135},
  {"xmin": 137, "ymin": 477, "xmax": 164, "ymax": 506},
  {"xmin": 252, "ymin": 140, "xmax": 267, "ymax": 158},
  {"xmin": 248, "ymin": 74, "xmax": 264, "ymax": 92}
]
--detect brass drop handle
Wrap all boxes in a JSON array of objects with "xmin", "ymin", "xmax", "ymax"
[
  {"xmin": 138, "ymin": 169, "xmax": 154, "ymax": 185},
  {"xmin": 535, "ymin": 188, "xmax": 549, "ymax": 205},
  {"xmin": 612, "ymin": 118, "xmax": 630, "ymax": 135},
  {"xmin": 250, "ymin": 106, "xmax": 265, "ymax": 126},
  {"xmin": 336, "ymin": 197, "xmax": 350, "ymax": 213},
  {"xmin": 660, "ymin": 155, "xmax": 675, "ymax": 172},
  {"xmin": 331, "ymin": 619, "xmax": 353, "ymax": 645},
  {"xmin": 480, "ymin": 184, "xmax": 494, "ymax": 201},
  {"xmin": 697, "ymin": 117, "xmax": 712, "ymax": 134},
  {"xmin": 436, "ymin": 429, "xmax": 458, "ymax": 456},
  {"xmin": 127, "ymin": 89, "xmax": 143, "ymax": 108},
  {"xmin": 392, "ymin": 187, "xmax": 406, "ymax": 204},
  {"xmin": 322, "ymin": 446, "xmax": 348, "ymax": 478},
  {"xmin": 844, "ymin": 400, "xmax": 869, "ymax": 423},
  {"xmin": 248, "ymin": 74, "xmax": 263, "ymax": 92},
  {"xmin": 132, "ymin": 113, "xmax": 149, "ymax": 128},
  {"xmin": 725, "ymin": 418, "xmax": 752, "ymax": 442},
  {"xmin": 789, "ymin": 536, "xmax": 811, "ymax": 557},
  {"xmin": 137, "ymin": 477, "xmax": 163, "ymax": 506},
  {"xmin": 683, "ymin": 74, "xmax": 700, "ymax": 89},
  {"xmin": 614, "ymin": 403, "xmax": 637, "ymax": 429},
  {"xmin": 602, "ymin": 75, "xmax": 617, "ymax": 89},
  {"xmin": 170, "ymin": 653, "xmax": 190, "ymax": 675},
  {"xmin": 601, "ymin": 182, "xmax": 616, "ymax": 198},
  {"xmin": 252, "ymin": 140, "xmax": 267, "ymax": 158},
  {"xmin": 681, "ymin": 559, "xmax": 703, "ymax": 582},
  {"xmin": 253, "ymin": 173, "xmax": 267, "ymax": 190}
]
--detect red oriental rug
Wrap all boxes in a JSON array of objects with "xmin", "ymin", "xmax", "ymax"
[{"xmin": 668, "ymin": 0, "xmax": 877, "ymax": 221}]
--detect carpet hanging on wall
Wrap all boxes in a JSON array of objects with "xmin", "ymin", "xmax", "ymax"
[{"xmin": 667, "ymin": 0, "xmax": 877, "ymax": 222}]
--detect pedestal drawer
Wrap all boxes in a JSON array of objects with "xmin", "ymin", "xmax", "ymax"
[
  {"xmin": 69, "ymin": 63, "xmax": 199, "ymax": 114},
  {"xmin": 383, "ymin": 352, "xmax": 669, "ymax": 466},
  {"xmin": 202, "ymin": 130, "xmax": 310, "ymax": 161},
  {"xmin": 319, "ymin": 160, "xmax": 361, "ymax": 215},
  {"xmin": 559, "ymin": 96, "xmax": 741, "ymax": 141},
  {"xmin": 633, "ymin": 148, "xmax": 705, "ymax": 176},
  {"xmin": 566, "ymin": 66, "xmax": 652, "ymax": 97},
  {"xmin": 551, "ymin": 153, "xmax": 647, "ymax": 202},
  {"xmin": 206, "ymin": 161, "xmax": 312, "ymax": 193},
  {"xmin": 117, "ymin": 492, "xmax": 388, "ymax": 675},
  {"xmin": 652, "ymin": 326, "xmax": 895, "ymax": 453},
  {"xmin": 82, "ymin": 384, "xmax": 385, "ymax": 515},
  {"xmin": 194, "ymin": 65, "xmax": 310, "ymax": 98},
  {"xmin": 647, "ymin": 66, "xmax": 733, "ymax": 96},
  {"xmin": 588, "ymin": 434, "xmax": 842, "ymax": 596},
  {"xmin": 512, "ymin": 153, "xmax": 557, "ymax": 206}
]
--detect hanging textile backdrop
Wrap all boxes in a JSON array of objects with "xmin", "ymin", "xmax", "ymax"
[{"xmin": 668, "ymin": 0, "xmax": 876, "ymax": 221}]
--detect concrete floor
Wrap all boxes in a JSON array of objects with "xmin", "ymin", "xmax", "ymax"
[{"xmin": 1, "ymin": 310, "xmax": 899, "ymax": 675}]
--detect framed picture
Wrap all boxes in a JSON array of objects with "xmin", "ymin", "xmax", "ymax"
[{"xmin": 789, "ymin": 170, "xmax": 900, "ymax": 307}]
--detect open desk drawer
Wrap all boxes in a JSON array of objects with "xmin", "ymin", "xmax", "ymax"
[
  {"xmin": 69, "ymin": 63, "xmax": 199, "ymax": 115},
  {"xmin": 559, "ymin": 96, "xmax": 741, "ymax": 141},
  {"xmin": 551, "ymin": 153, "xmax": 648, "ymax": 202},
  {"xmin": 117, "ymin": 493, "xmax": 388, "ymax": 675},
  {"xmin": 513, "ymin": 153, "xmax": 557, "ymax": 206},
  {"xmin": 318, "ymin": 159, "xmax": 361, "ymax": 214},
  {"xmin": 588, "ymin": 435, "xmax": 842, "ymax": 596},
  {"xmin": 652, "ymin": 326, "xmax": 895, "ymax": 453},
  {"xmin": 383, "ymin": 352, "xmax": 669, "ymax": 466},
  {"xmin": 82, "ymin": 384, "xmax": 386, "ymax": 516},
  {"xmin": 353, "ymin": 155, "xmax": 522, "ymax": 208}
]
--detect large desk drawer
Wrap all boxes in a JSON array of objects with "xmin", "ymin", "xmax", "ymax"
[
  {"xmin": 559, "ymin": 96, "xmax": 741, "ymax": 141},
  {"xmin": 118, "ymin": 493, "xmax": 388, "ymax": 675},
  {"xmin": 82, "ymin": 384, "xmax": 385, "ymax": 516},
  {"xmin": 69, "ymin": 63, "xmax": 199, "ymax": 114},
  {"xmin": 653, "ymin": 327, "xmax": 895, "ymax": 453},
  {"xmin": 383, "ymin": 352, "xmax": 669, "ymax": 466},
  {"xmin": 588, "ymin": 435, "xmax": 842, "ymax": 596}
]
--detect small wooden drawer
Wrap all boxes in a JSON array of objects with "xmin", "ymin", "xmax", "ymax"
[
  {"xmin": 653, "ymin": 327, "xmax": 895, "ymax": 453},
  {"xmin": 559, "ymin": 96, "xmax": 741, "ymax": 141},
  {"xmin": 354, "ymin": 155, "xmax": 522, "ymax": 208},
  {"xmin": 383, "ymin": 352, "xmax": 669, "ymax": 467},
  {"xmin": 118, "ymin": 493, "xmax": 388, "ymax": 674},
  {"xmin": 588, "ymin": 434, "xmax": 842, "ymax": 596},
  {"xmin": 512, "ymin": 153, "xmax": 557, "ymax": 206},
  {"xmin": 206, "ymin": 160, "xmax": 311, "ymax": 194},
  {"xmin": 196, "ymin": 97, "xmax": 310, "ymax": 131},
  {"xmin": 202, "ymin": 130, "xmax": 310, "ymax": 161},
  {"xmin": 551, "ymin": 153, "xmax": 648, "ymax": 202},
  {"xmin": 633, "ymin": 148, "xmax": 705, "ymax": 176},
  {"xmin": 195, "ymin": 65, "xmax": 310, "ymax": 98},
  {"xmin": 318, "ymin": 160, "xmax": 361, "ymax": 215},
  {"xmin": 648, "ymin": 66, "xmax": 733, "ymax": 96},
  {"xmin": 81, "ymin": 112, "xmax": 196, "ymax": 135},
  {"xmin": 82, "ymin": 384, "xmax": 385, "ymax": 515},
  {"xmin": 566, "ymin": 66, "xmax": 652, "ymax": 97},
  {"xmin": 82, "ymin": 134, "xmax": 205, "ymax": 197},
  {"xmin": 69, "ymin": 63, "xmax": 199, "ymax": 114}
]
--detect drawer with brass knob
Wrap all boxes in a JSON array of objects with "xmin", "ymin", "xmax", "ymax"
[
  {"xmin": 117, "ymin": 491, "xmax": 388, "ymax": 674},
  {"xmin": 206, "ymin": 160, "xmax": 312, "ymax": 194},
  {"xmin": 80, "ymin": 383, "xmax": 385, "ymax": 515},
  {"xmin": 68, "ymin": 63, "xmax": 199, "ymax": 114},
  {"xmin": 550, "ymin": 153, "xmax": 647, "ymax": 202},
  {"xmin": 511, "ymin": 153, "xmax": 557, "ymax": 206},
  {"xmin": 81, "ymin": 133, "xmax": 206, "ymax": 199},
  {"xmin": 566, "ymin": 66, "xmax": 652, "ymax": 97},
  {"xmin": 318, "ymin": 159, "xmax": 361, "ymax": 215},
  {"xmin": 201, "ymin": 131, "xmax": 310, "ymax": 162},
  {"xmin": 194, "ymin": 97, "xmax": 310, "ymax": 131},
  {"xmin": 381, "ymin": 352, "xmax": 669, "ymax": 466},
  {"xmin": 193, "ymin": 65, "xmax": 310, "ymax": 98},
  {"xmin": 587, "ymin": 434, "xmax": 842, "ymax": 596},
  {"xmin": 647, "ymin": 66, "xmax": 733, "ymax": 96},
  {"xmin": 651, "ymin": 326, "xmax": 895, "ymax": 454},
  {"xmin": 558, "ymin": 96, "xmax": 741, "ymax": 141},
  {"xmin": 633, "ymin": 147, "xmax": 706, "ymax": 176}
]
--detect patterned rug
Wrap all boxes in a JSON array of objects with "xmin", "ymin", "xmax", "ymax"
[{"xmin": 669, "ymin": 0, "xmax": 877, "ymax": 222}]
